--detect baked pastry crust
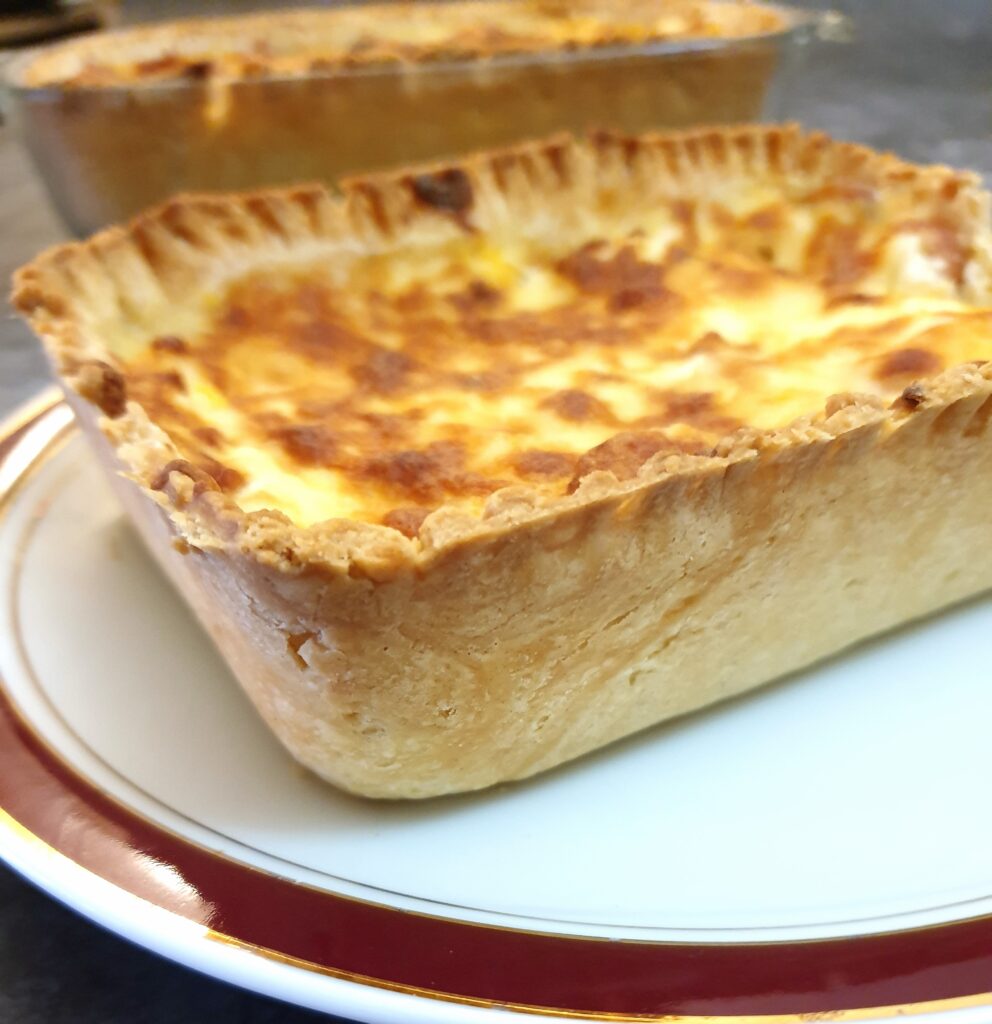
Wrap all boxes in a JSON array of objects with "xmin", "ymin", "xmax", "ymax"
[
  {"xmin": 14, "ymin": 125, "xmax": 992, "ymax": 798},
  {"xmin": 21, "ymin": 1, "xmax": 786, "ymax": 87},
  {"xmin": 11, "ymin": 2, "xmax": 798, "ymax": 235}
]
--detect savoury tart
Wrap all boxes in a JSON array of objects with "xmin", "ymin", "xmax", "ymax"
[
  {"xmin": 21, "ymin": 1, "xmax": 787, "ymax": 86},
  {"xmin": 14, "ymin": 125, "xmax": 992, "ymax": 798},
  {"xmin": 9, "ymin": 0, "xmax": 807, "ymax": 235}
]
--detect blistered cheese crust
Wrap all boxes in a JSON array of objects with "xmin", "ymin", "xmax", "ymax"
[
  {"xmin": 117, "ymin": 171, "xmax": 991, "ymax": 535},
  {"xmin": 22, "ymin": 0, "xmax": 785, "ymax": 89}
]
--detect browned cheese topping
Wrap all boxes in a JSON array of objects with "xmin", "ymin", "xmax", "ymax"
[{"xmin": 121, "ymin": 181, "xmax": 990, "ymax": 535}]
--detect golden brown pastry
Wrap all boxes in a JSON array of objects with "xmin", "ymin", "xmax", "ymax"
[{"xmin": 14, "ymin": 125, "xmax": 992, "ymax": 797}]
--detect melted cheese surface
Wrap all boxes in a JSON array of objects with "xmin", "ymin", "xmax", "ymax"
[{"xmin": 122, "ymin": 188, "xmax": 992, "ymax": 534}]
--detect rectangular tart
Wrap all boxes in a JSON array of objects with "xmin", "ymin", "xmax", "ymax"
[
  {"xmin": 14, "ymin": 125, "xmax": 992, "ymax": 798},
  {"xmin": 9, "ymin": 0, "xmax": 802, "ymax": 235}
]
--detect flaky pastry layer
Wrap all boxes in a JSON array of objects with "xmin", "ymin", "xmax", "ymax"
[{"xmin": 13, "ymin": 125, "xmax": 992, "ymax": 797}]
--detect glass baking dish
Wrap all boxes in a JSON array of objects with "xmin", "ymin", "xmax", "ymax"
[{"xmin": 2, "ymin": 2, "xmax": 844, "ymax": 237}]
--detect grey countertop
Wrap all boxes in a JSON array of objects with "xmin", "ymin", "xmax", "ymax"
[{"xmin": 1, "ymin": 2, "xmax": 990, "ymax": 1021}]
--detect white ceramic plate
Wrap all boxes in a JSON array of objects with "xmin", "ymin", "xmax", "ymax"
[{"xmin": 2, "ymin": 393, "xmax": 992, "ymax": 1024}]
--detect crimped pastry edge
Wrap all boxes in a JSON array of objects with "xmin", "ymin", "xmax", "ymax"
[{"xmin": 12, "ymin": 123, "xmax": 992, "ymax": 582}]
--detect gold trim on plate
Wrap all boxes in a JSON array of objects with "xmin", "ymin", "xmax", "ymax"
[
  {"xmin": 0, "ymin": 387, "xmax": 62, "ymax": 440},
  {"xmin": 0, "ymin": 393, "xmax": 73, "ymax": 511},
  {"xmin": 201, "ymin": 929, "xmax": 992, "ymax": 1023}
]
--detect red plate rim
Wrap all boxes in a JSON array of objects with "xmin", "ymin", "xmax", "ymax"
[{"xmin": 2, "ymin": 392, "xmax": 992, "ymax": 1023}]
